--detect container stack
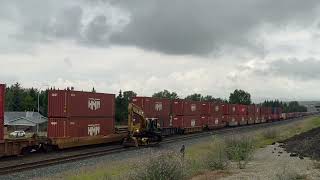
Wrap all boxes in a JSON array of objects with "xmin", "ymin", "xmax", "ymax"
[
  {"xmin": 47, "ymin": 90, "xmax": 115, "ymax": 138},
  {"xmin": 238, "ymin": 104, "xmax": 248, "ymax": 125},
  {"xmin": 247, "ymin": 105, "xmax": 256, "ymax": 124},
  {"xmin": 254, "ymin": 105, "xmax": 261, "ymax": 123},
  {"xmin": 203, "ymin": 102, "xmax": 226, "ymax": 129},
  {"xmin": 0, "ymin": 84, "xmax": 4, "ymax": 142}
]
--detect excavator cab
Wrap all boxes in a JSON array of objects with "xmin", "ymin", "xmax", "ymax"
[{"xmin": 123, "ymin": 103, "xmax": 162, "ymax": 147}]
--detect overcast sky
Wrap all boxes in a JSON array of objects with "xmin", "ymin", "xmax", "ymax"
[{"xmin": 1, "ymin": 0, "xmax": 320, "ymax": 102}]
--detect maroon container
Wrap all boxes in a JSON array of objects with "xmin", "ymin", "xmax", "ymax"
[
  {"xmin": 237, "ymin": 105, "xmax": 247, "ymax": 115},
  {"xmin": 201, "ymin": 115, "xmax": 226, "ymax": 129},
  {"xmin": 247, "ymin": 115, "xmax": 255, "ymax": 124},
  {"xmin": 222, "ymin": 104, "xmax": 229, "ymax": 115},
  {"xmin": 210, "ymin": 103, "xmax": 224, "ymax": 115},
  {"xmin": 172, "ymin": 100, "xmax": 184, "ymax": 116},
  {"xmin": 226, "ymin": 115, "xmax": 239, "ymax": 126},
  {"xmin": 239, "ymin": 115, "xmax": 248, "ymax": 125},
  {"xmin": 247, "ymin": 105, "xmax": 256, "ymax": 115},
  {"xmin": 48, "ymin": 90, "xmax": 115, "ymax": 118},
  {"xmin": 201, "ymin": 102, "xmax": 210, "ymax": 115},
  {"xmin": 172, "ymin": 116, "xmax": 183, "ymax": 128},
  {"xmin": 182, "ymin": 115, "xmax": 201, "ymax": 128},
  {"xmin": 131, "ymin": 97, "xmax": 153, "ymax": 117},
  {"xmin": 228, "ymin": 104, "xmax": 238, "ymax": 115},
  {"xmin": 0, "ymin": 84, "xmax": 4, "ymax": 141},
  {"xmin": 48, "ymin": 117, "xmax": 114, "ymax": 138},
  {"xmin": 183, "ymin": 101, "xmax": 201, "ymax": 116},
  {"xmin": 255, "ymin": 106, "xmax": 261, "ymax": 116}
]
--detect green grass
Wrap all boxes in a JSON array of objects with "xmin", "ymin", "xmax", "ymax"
[{"xmin": 66, "ymin": 116, "xmax": 320, "ymax": 180}]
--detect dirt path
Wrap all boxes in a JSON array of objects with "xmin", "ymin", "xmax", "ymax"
[{"xmin": 193, "ymin": 143, "xmax": 320, "ymax": 180}]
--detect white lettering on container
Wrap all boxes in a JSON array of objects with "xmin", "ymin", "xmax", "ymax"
[
  {"xmin": 88, "ymin": 98, "xmax": 101, "ymax": 110},
  {"xmin": 88, "ymin": 124, "xmax": 100, "ymax": 136},
  {"xmin": 191, "ymin": 119, "xmax": 196, "ymax": 127},
  {"xmin": 215, "ymin": 118, "xmax": 219, "ymax": 125},
  {"xmin": 155, "ymin": 102, "xmax": 163, "ymax": 111}
]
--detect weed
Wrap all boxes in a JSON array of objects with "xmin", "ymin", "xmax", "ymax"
[
  {"xmin": 205, "ymin": 140, "xmax": 229, "ymax": 170},
  {"xmin": 130, "ymin": 151, "xmax": 185, "ymax": 180},
  {"xmin": 224, "ymin": 135, "xmax": 256, "ymax": 169}
]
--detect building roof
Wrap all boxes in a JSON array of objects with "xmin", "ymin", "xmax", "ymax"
[{"xmin": 4, "ymin": 112, "xmax": 48, "ymax": 126}]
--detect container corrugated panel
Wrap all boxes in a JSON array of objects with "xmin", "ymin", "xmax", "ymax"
[
  {"xmin": 222, "ymin": 104, "xmax": 229, "ymax": 115},
  {"xmin": 182, "ymin": 116, "xmax": 202, "ymax": 128},
  {"xmin": 48, "ymin": 90, "xmax": 115, "ymax": 118},
  {"xmin": 201, "ymin": 115, "xmax": 225, "ymax": 128},
  {"xmin": 201, "ymin": 102, "xmax": 210, "ymax": 115},
  {"xmin": 172, "ymin": 116, "xmax": 183, "ymax": 128},
  {"xmin": 172, "ymin": 100, "xmax": 184, "ymax": 116},
  {"xmin": 183, "ymin": 101, "xmax": 201, "ymax": 116},
  {"xmin": 157, "ymin": 115, "xmax": 171, "ymax": 128},
  {"xmin": 210, "ymin": 103, "xmax": 224, "ymax": 115},
  {"xmin": 226, "ymin": 115, "xmax": 239, "ymax": 126},
  {"xmin": 247, "ymin": 105, "xmax": 256, "ymax": 115},
  {"xmin": 237, "ymin": 105, "xmax": 247, "ymax": 115},
  {"xmin": 255, "ymin": 106, "xmax": 261, "ymax": 116},
  {"xmin": 0, "ymin": 84, "xmax": 4, "ymax": 141},
  {"xmin": 48, "ymin": 117, "xmax": 114, "ymax": 138},
  {"xmin": 247, "ymin": 115, "xmax": 255, "ymax": 124},
  {"xmin": 228, "ymin": 104, "xmax": 238, "ymax": 115}
]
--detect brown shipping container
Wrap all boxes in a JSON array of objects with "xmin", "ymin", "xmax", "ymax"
[
  {"xmin": 226, "ymin": 115, "xmax": 239, "ymax": 126},
  {"xmin": 0, "ymin": 84, "xmax": 4, "ymax": 141},
  {"xmin": 183, "ymin": 101, "xmax": 201, "ymax": 116},
  {"xmin": 228, "ymin": 104, "xmax": 238, "ymax": 115},
  {"xmin": 182, "ymin": 116, "xmax": 202, "ymax": 128},
  {"xmin": 48, "ymin": 90, "xmax": 115, "ymax": 118},
  {"xmin": 222, "ymin": 104, "xmax": 229, "ymax": 115},
  {"xmin": 172, "ymin": 100, "xmax": 184, "ymax": 116},
  {"xmin": 48, "ymin": 117, "xmax": 114, "ymax": 138},
  {"xmin": 255, "ymin": 106, "xmax": 261, "ymax": 116}
]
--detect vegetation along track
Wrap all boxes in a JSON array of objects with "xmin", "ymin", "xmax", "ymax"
[{"xmin": 0, "ymin": 116, "xmax": 314, "ymax": 175}]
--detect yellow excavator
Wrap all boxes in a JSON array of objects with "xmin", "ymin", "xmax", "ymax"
[{"xmin": 123, "ymin": 103, "xmax": 162, "ymax": 147}]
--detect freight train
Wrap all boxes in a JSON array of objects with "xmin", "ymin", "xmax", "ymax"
[{"xmin": 0, "ymin": 84, "xmax": 317, "ymax": 157}]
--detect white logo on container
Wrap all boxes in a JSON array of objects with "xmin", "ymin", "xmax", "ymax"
[
  {"xmin": 88, "ymin": 124, "xmax": 100, "ymax": 136},
  {"xmin": 191, "ymin": 119, "xmax": 196, "ymax": 127},
  {"xmin": 191, "ymin": 104, "xmax": 196, "ymax": 112},
  {"xmin": 215, "ymin": 118, "xmax": 219, "ymax": 125},
  {"xmin": 232, "ymin": 107, "xmax": 236, "ymax": 112},
  {"xmin": 155, "ymin": 102, "xmax": 163, "ymax": 111},
  {"xmin": 88, "ymin": 98, "xmax": 101, "ymax": 110},
  {"xmin": 215, "ymin": 106, "xmax": 219, "ymax": 112}
]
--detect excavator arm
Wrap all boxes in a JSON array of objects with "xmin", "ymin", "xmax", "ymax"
[{"xmin": 123, "ymin": 103, "xmax": 162, "ymax": 147}]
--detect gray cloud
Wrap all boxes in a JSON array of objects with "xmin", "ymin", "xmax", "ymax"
[
  {"xmin": 110, "ymin": 0, "xmax": 320, "ymax": 55},
  {"xmin": 1, "ymin": 0, "xmax": 319, "ymax": 55},
  {"xmin": 253, "ymin": 58, "xmax": 320, "ymax": 80}
]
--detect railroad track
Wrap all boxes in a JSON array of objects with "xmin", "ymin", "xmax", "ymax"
[{"xmin": 0, "ymin": 116, "xmax": 315, "ymax": 175}]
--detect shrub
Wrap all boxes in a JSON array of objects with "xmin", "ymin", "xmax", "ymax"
[
  {"xmin": 205, "ymin": 140, "xmax": 229, "ymax": 170},
  {"xmin": 224, "ymin": 135, "xmax": 256, "ymax": 169},
  {"xmin": 130, "ymin": 151, "xmax": 185, "ymax": 180}
]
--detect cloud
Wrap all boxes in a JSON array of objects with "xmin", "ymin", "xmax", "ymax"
[{"xmin": 110, "ymin": 0, "xmax": 320, "ymax": 55}]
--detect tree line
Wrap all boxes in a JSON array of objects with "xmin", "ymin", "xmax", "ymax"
[
  {"xmin": 3, "ymin": 83, "xmax": 307, "ymax": 123},
  {"xmin": 262, "ymin": 100, "xmax": 307, "ymax": 113}
]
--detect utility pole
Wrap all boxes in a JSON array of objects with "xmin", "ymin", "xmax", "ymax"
[{"xmin": 37, "ymin": 91, "xmax": 40, "ymax": 134}]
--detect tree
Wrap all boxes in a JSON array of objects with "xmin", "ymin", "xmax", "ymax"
[
  {"xmin": 115, "ymin": 90, "xmax": 137, "ymax": 124},
  {"xmin": 185, "ymin": 93, "xmax": 202, "ymax": 101},
  {"xmin": 229, "ymin": 89, "xmax": 251, "ymax": 105},
  {"xmin": 152, "ymin": 90, "xmax": 179, "ymax": 100}
]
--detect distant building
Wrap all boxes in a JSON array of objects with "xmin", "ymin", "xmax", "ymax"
[
  {"xmin": 4, "ymin": 111, "xmax": 48, "ymax": 132},
  {"xmin": 299, "ymin": 101, "xmax": 320, "ymax": 112}
]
